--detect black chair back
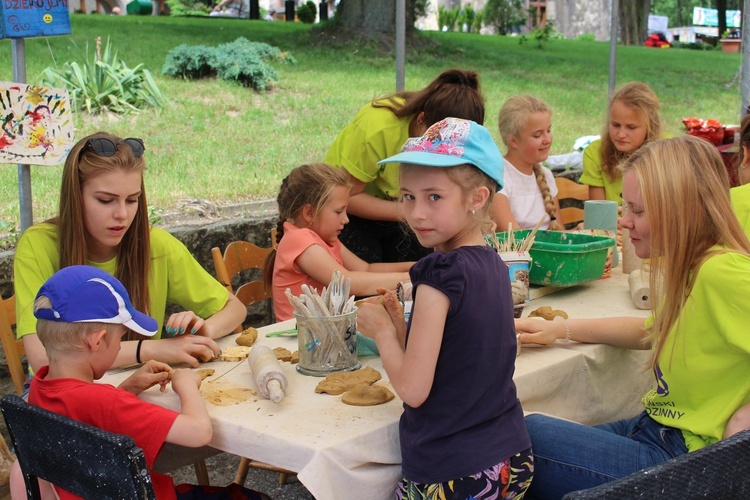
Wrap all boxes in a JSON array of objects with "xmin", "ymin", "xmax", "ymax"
[
  {"xmin": 0, "ymin": 394, "xmax": 156, "ymax": 500},
  {"xmin": 563, "ymin": 429, "xmax": 750, "ymax": 498}
]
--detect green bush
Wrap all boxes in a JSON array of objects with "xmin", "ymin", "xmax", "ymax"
[
  {"xmin": 519, "ymin": 21, "xmax": 562, "ymax": 49},
  {"xmin": 672, "ymin": 40, "xmax": 714, "ymax": 51},
  {"xmin": 161, "ymin": 44, "xmax": 217, "ymax": 79},
  {"xmin": 438, "ymin": 6, "xmax": 459, "ymax": 32},
  {"xmin": 166, "ymin": 0, "xmax": 211, "ymax": 16},
  {"xmin": 484, "ymin": 0, "xmax": 524, "ymax": 35},
  {"xmin": 39, "ymin": 37, "xmax": 165, "ymax": 115},
  {"xmin": 162, "ymin": 38, "xmax": 296, "ymax": 91},
  {"xmin": 297, "ymin": 1, "xmax": 317, "ymax": 24},
  {"xmin": 457, "ymin": 5, "xmax": 476, "ymax": 33},
  {"xmin": 576, "ymin": 33, "xmax": 596, "ymax": 42}
]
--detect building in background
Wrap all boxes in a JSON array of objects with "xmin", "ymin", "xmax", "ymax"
[{"xmin": 422, "ymin": 0, "xmax": 614, "ymax": 40}]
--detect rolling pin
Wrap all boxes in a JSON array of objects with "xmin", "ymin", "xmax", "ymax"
[
  {"xmin": 628, "ymin": 270, "xmax": 651, "ymax": 310},
  {"xmin": 247, "ymin": 346, "xmax": 288, "ymax": 403}
]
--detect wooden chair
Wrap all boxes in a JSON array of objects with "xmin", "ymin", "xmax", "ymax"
[
  {"xmin": 555, "ymin": 177, "xmax": 589, "ymax": 228},
  {"xmin": 563, "ymin": 429, "xmax": 750, "ymax": 498},
  {"xmin": 211, "ymin": 241, "xmax": 296, "ymax": 485},
  {"xmin": 0, "ymin": 295, "xmax": 26, "ymax": 396},
  {"xmin": 1, "ymin": 394, "xmax": 156, "ymax": 499},
  {"xmin": 212, "ymin": 241, "xmax": 273, "ymax": 334}
]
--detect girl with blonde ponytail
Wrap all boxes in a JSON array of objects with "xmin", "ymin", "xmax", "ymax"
[{"xmin": 492, "ymin": 95, "xmax": 562, "ymax": 231}]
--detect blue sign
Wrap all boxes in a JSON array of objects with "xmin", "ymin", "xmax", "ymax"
[{"xmin": 0, "ymin": 0, "xmax": 71, "ymax": 39}]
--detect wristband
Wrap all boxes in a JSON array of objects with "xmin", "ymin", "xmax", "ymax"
[
  {"xmin": 554, "ymin": 316, "xmax": 571, "ymax": 343},
  {"xmin": 136, "ymin": 339, "xmax": 144, "ymax": 364}
]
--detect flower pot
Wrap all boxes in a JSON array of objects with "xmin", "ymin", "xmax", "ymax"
[{"xmin": 720, "ymin": 39, "xmax": 742, "ymax": 53}]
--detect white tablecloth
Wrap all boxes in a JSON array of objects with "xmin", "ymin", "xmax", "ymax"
[{"xmin": 101, "ymin": 268, "xmax": 653, "ymax": 500}]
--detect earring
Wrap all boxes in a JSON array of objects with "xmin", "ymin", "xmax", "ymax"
[{"xmin": 471, "ymin": 209, "xmax": 476, "ymax": 216}]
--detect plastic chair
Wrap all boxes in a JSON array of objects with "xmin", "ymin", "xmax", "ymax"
[
  {"xmin": 1, "ymin": 394, "xmax": 156, "ymax": 500},
  {"xmin": 562, "ymin": 429, "xmax": 750, "ymax": 499},
  {"xmin": 211, "ymin": 241, "xmax": 296, "ymax": 485},
  {"xmin": 555, "ymin": 177, "xmax": 589, "ymax": 228},
  {"xmin": 0, "ymin": 294, "xmax": 26, "ymax": 396}
]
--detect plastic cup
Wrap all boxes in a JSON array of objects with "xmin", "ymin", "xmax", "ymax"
[{"xmin": 295, "ymin": 309, "xmax": 361, "ymax": 376}]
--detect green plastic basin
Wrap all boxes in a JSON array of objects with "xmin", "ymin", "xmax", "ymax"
[{"xmin": 496, "ymin": 230, "xmax": 615, "ymax": 287}]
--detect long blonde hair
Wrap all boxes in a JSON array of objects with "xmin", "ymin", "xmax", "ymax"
[
  {"xmin": 621, "ymin": 136, "xmax": 750, "ymax": 368},
  {"xmin": 264, "ymin": 163, "xmax": 350, "ymax": 289},
  {"xmin": 497, "ymin": 94, "xmax": 560, "ymax": 229},
  {"xmin": 601, "ymin": 82, "xmax": 661, "ymax": 183},
  {"xmin": 54, "ymin": 132, "xmax": 151, "ymax": 341}
]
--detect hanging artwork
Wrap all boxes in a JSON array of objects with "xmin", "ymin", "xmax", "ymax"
[{"xmin": 0, "ymin": 82, "xmax": 73, "ymax": 166}]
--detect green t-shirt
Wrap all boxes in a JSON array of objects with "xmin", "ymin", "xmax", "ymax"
[
  {"xmin": 730, "ymin": 183, "xmax": 750, "ymax": 235},
  {"xmin": 14, "ymin": 223, "xmax": 229, "ymax": 338},
  {"xmin": 579, "ymin": 139, "xmax": 623, "ymax": 202},
  {"xmin": 641, "ymin": 250, "xmax": 750, "ymax": 451},
  {"xmin": 580, "ymin": 135, "xmax": 673, "ymax": 203},
  {"xmin": 323, "ymin": 99, "xmax": 411, "ymax": 200}
]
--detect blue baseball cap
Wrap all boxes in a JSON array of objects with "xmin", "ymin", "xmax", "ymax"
[
  {"xmin": 34, "ymin": 266, "xmax": 158, "ymax": 337},
  {"xmin": 377, "ymin": 117, "xmax": 504, "ymax": 189}
]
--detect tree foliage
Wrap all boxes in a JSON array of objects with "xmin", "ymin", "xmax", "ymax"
[{"xmin": 483, "ymin": 0, "xmax": 524, "ymax": 35}]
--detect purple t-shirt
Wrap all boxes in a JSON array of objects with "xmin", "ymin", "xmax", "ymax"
[{"xmin": 401, "ymin": 245, "xmax": 530, "ymax": 484}]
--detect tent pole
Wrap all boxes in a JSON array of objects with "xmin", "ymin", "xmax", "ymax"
[
  {"xmin": 608, "ymin": 0, "xmax": 619, "ymax": 96},
  {"xmin": 396, "ymin": 0, "xmax": 405, "ymax": 91},
  {"xmin": 12, "ymin": 38, "xmax": 33, "ymax": 233}
]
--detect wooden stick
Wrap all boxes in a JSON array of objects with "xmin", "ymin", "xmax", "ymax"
[{"xmin": 521, "ymin": 215, "xmax": 548, "ymax": 253}]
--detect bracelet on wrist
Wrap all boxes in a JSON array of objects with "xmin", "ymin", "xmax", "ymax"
[
  {"xmin": 136, "ymin": 339, "xmax": 144, "ymax": 364},
  {"xmin": 554, "ymin": 316, "xmax": 571, "ymax": 343}
]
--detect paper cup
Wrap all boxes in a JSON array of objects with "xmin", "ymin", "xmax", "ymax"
[{"xmin": 499, "ymin": 251, "xmax": 532, "ymax": 303}]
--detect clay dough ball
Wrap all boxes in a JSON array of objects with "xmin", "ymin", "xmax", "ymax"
[
  {"xmin": 529, "ymin": 305, "xmax": 569, "ymax": 321},
  {"xmin": 342, "ymin": 383, "xmax": 395, "ymax": 406},
  {"xmin": 236, "ymin": 327, "xmax": 258, "ymax": 346},
  {"xmin": 218, "ymin": 346, "xmax": 251, "ymax": 361},
  {"xmin": 273, "ymin": 347, "xmax": 293, "ymax": 362},
  {"xmin": 196, "ymin": 368, "xmax": 215, "ymax": 380}
]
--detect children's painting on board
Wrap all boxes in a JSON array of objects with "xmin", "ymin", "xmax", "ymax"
[{"xmin": 0, "ymin": 82, "xmax": 73, "ymax": 165}]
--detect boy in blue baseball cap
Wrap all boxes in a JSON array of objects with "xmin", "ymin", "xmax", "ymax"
[{"xmin": 11, "ymin": 265, "xmax": 214, "ymax": 499}]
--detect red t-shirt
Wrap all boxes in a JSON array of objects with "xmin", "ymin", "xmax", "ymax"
[{"xmin": 29, "ymin": 366, "xmax": 180, "ymax": 499}]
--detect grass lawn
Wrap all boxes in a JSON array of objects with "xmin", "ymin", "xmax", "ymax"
[{"xmin": 0, "ymin": 15, "xmax": 743, "ymax": 235}]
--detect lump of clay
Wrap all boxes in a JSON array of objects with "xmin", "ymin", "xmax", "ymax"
[
  {"xmin": 196, "ymin": 368, "xmax": 215, "ymax": 380},
  {"xmin": 236, "ymin": 327, "xmax": 258, "ymax": 346},
  {"xmin": 315, "ymin": 379, "xmax": 347, "ymax": 395},
  {"xmin": 218, "ymin": 346, "xmax": 251, "ymax": 361},
  {"xmin": 315, "ymin": 366, "xmax": 382, "ymax": 395},
  {"xmin": 529, "ymin": 305, "xmax": 568, "ymax": 320},
  {"xmin": 342, "ymin": 383, "xmax": 395, "ymax": 406},
  {"xmin": 273, "ymin": 346, "xmax": 293, "ymax": 362}
]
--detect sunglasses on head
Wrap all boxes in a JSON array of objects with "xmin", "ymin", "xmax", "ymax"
[{"xmin": 78, "ymin": 137, "xmax": 145, "ymax": 160}]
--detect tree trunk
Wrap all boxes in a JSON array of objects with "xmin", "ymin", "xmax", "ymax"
[
  {"xmin": 676, "ymin": 0, "xmax": 683, "ymax": 27},
  {"xmin": 717, "ymin": 0, "xmax": 727, "ymax": 38},
  {"xmin": 337, "ymin": 0, "xmax": 415, "ymax": 34},
  {"xmin": 618, "ymin": 0, "xmax": 651, "ymax": 46}
]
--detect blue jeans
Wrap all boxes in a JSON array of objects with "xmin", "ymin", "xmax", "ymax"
[{"xmin": 525, "ymin": 411, "xmax": 688, "ymax": 499}]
